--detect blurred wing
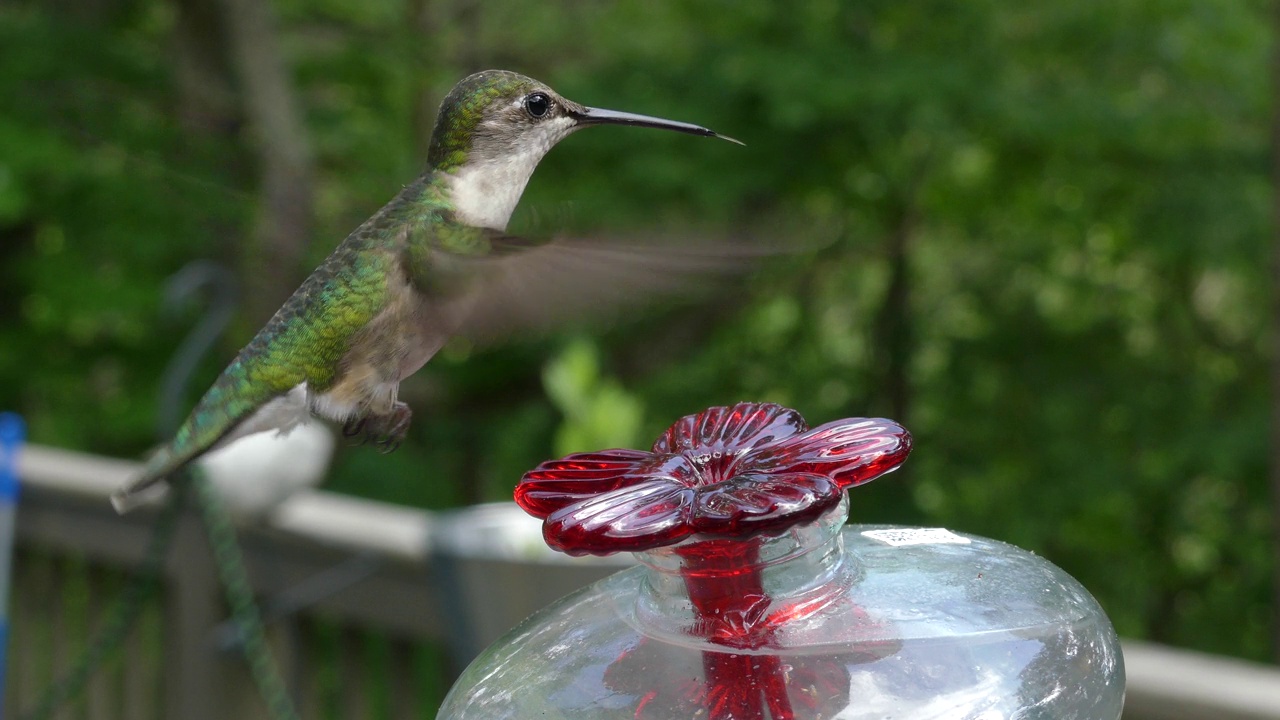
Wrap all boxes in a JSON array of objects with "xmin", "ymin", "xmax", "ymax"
[{"xmin": 429, "ymin": 231, "xmax": 773, "ymax": 347}]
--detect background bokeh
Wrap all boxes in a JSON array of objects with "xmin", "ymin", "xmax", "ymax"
[{"xmin": 0, "ymin": 0, "xmax": 1273, "ymax": 663}]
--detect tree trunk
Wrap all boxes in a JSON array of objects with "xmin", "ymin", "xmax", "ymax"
[
  {"xmin": 172, "ymin": 0, "xmax": 238, "ymax": 138},
  {"xmin": 218, "ymin": 0, "xmax": 315, "ymax": 328},
  {"xmin": 408, "ymin": 0, "xmax": 438, "ymax": 161},
  {"xmin": 864, "ymin": 205, "xmax": 923, "ymax": 526},
  {"xmin": 874, "ymin": 207, "xmax": 914, "ymax": 425},
  {"xmin": 450, "ymin": 0, "xmax": 484, "ymax": 75},
  {"xmin": 1270, "ymin": 0, "xmax": 1280, "ymax": 664}
]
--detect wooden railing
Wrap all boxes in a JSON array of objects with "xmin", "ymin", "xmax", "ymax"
[
  {"xmin": 6, "ymin": 443, "xmax": 1280, "ymax": 719},
  {"xmin": 8, "ymin": 444, "xmax": 627, "ymax": 720}
]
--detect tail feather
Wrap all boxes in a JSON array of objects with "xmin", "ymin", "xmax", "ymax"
[
  {"xmin": 112, "ymin": 407, "xmax": 254, "ymax": 514},
  {"xmin": 111, "ymin": 445, "xmax": 189, "ymax": 513},
  {"xmin": 113, "ymin": 368, "xmax": 294, "ymax": 514}
]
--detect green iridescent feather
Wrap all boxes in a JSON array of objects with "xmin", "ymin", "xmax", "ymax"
[
  {"xmin": 427, "ymin": 70, "xmax": 537, "ymax": 170},
  {"xmin": 144, "ymin": 179, "xmax": 449, "ymax": 482}
]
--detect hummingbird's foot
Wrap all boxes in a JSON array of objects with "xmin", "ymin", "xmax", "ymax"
[
  {"xmin": 355, "ymin": 402, "xmax": 412, "ymax": 453},
  {"xmin": 342, "ymin": 416, "xmax": 367, "ymax": 442}
]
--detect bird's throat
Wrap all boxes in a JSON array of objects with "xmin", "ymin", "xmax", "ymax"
[{"xmin": 444, "ymin": 153, "xmax": 541, "ymax": 231}]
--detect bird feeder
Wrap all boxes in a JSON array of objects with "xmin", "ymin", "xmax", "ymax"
[{"xmin": 437, "ymin": 403, "xmax": 1125, "ymax": 718}]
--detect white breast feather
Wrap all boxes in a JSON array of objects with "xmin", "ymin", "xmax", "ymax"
[{"xmin": 448, "ymin": 116, "xmax": 576, "ymax": 230}]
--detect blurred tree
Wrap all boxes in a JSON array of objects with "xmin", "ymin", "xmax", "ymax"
[
  {"xmin": 220, "ymin": 0, "xmax": 316, "ymax": 327},
  {"xmin": 1270, "ymin": 0, "xmax": 1280, "ymax": 663}
]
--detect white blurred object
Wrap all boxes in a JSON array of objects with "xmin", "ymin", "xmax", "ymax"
[{"xmin": 198, "ymin": 422, "xmax": 335, "ymax": 521}]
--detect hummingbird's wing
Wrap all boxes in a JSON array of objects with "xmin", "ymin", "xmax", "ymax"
[{"xmin": 416, "ymin": 228, "xmax": 765, "ymax": 347}]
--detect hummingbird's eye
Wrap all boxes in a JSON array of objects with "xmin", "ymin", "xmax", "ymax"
[{"xmin": 524, "ymin": 92, "xmax": 552, "ymax": 119}]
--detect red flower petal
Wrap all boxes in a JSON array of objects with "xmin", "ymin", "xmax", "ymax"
[
  {"xmin": 542, "ymin": 480, "xmax": 697, "ymax": 555},
  {"xmin": 516, "ymin": 449, "xmax": 658, "ymax": 517},
  {"xmin": 653, "ymin": 402, "xmax": 807, "ymax": 457},
  {"xmin": 742, "ymin": 417, "xmax": 912, "ymax": 488},
  {"xmin": 691, "ymin": 472, "xmax": 843, "ymax": 537},
  {"xmin": 518, "ymin": 407, "xmax": 913, "ymax": 555}
]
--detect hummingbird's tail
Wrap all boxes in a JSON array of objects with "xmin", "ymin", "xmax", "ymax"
[
  {"xmin": 112, "ymin": 363, "xmax": 295, "ymax": 513},
  {"xmin": 111, "ymin": 443, "xmax": 200, "ymax": 513}
]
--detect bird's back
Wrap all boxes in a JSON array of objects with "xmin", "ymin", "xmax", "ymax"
[{"xmin": 112, "ymin": 196, "xmax": 416, "ymax": 512}]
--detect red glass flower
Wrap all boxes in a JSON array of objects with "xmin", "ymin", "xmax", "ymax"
[
  {"xmin": 516, "ymin": 402, "xmax": 912, "ymax": 555},
  {"xmin": 516, "ymin": 403, "xmax": 910, "ymax": 720}
]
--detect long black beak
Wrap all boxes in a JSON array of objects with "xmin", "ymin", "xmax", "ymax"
[{"xmin": 573, "ymin": 106, "xmax": 744, "ymax": 145}]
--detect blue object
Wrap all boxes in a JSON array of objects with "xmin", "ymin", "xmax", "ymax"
[
  {"xmin": 0, "ymin": 414, "xmax": 19, "ymax": 500},
  {"xmin": 0, "ymin": 412, "xmax": 25, "ymax": 716}
]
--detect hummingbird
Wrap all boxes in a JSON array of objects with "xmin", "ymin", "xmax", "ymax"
[{"xmin": 111, "ymin": 69, "xmax": 743, "ymax": 513}]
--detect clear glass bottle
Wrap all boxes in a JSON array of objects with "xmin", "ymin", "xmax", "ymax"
[{"xmin": 437, "ymin": 403, "xmax": 1124, "ymax": 719}]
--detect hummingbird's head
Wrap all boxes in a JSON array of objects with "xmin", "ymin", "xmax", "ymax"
[{"xmin": 427, "ymin": 70, "xmax": 738, "ymax": 230}]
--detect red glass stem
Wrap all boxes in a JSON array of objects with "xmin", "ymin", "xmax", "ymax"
[{"xmin": 677, "ymin": 538, "xmax": 796, "ymax": 720}]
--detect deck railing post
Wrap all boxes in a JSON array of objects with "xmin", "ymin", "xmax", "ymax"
[{"xmin": 163, "ymin": 507, "xmax": 224, "ymax": 720}]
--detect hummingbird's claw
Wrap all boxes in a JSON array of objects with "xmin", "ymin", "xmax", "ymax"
[
  {"xmin": 349, "ymin": 403, "xmax": 412, "ymax": 453},
  {"xmin": 340, "ymin": 415, "xmax": 366, "ymax": 438}
]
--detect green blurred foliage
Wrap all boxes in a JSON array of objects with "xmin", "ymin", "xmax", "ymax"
[
  {"xmin": 0, "ymin": 0, "xmax": 1272, "ymax": 660},
  {"xmin": 543, "ymin": 337, "xmax": 646, "ymax": 457}
]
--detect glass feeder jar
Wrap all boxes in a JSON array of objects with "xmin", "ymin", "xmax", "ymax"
[{"xmin": 437, "ymin": 403, "xmax": 1125, "ymax": 719}]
